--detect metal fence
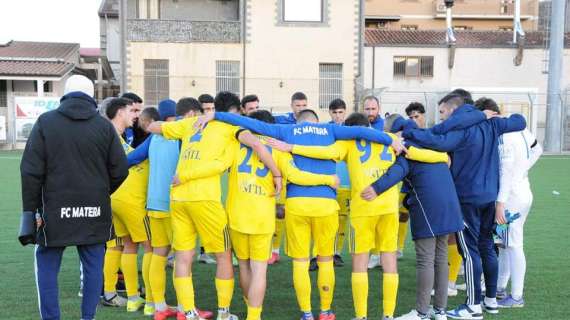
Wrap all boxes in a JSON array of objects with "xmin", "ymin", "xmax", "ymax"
[{"xmin": 359, "ymin": 88, "xmax": 570, "ymax": 153}]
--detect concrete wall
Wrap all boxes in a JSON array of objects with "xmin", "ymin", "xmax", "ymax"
[
  {"xmin": 245, "ymin": 0, "xmax": 360, "ymax": 119},
  {"xmin": 363, "ymin": 45, "xmax": 570, "ymax": 142},
  {"xmin": 127, "ymin": 42, "xmax": 242, "ymax": 103}
]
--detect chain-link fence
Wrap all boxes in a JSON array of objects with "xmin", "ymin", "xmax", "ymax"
[{"xmin": 359, "ymin": 88, "xmax": 570, "ymax": 153}]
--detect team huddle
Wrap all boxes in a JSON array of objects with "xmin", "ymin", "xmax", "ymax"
[{"xmin": 95, "ymin": 88, "xmax": 541, "ymax": 320}]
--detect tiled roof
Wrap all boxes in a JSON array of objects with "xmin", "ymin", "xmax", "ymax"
[
  {"xmin": 0, "ymin": 41, "xmax": 79, "ymax": 77},
  {"xmin": 0, "ymin": 60, "xmax": 75, "ymax": 77},
  {"xmin": 0, "ymin": 41, "xmax": 79, "ymax": 60},
  {"xmin": 365, "ymin": 29, "xmax": 570, "ymax": 48}
]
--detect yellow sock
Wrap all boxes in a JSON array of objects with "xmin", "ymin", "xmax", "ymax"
[
  {"xmin": 273, "ymin": 218, "xmax": 285, "ymax": 251},
  {"xmin": 149, "ymin": 255, "xmax": 167, "ymax": 304},
  {"xmin": 448, "ymin": 244, "xmax": 463, "ymax": 283},
  {"xmin": 397, "ymin": 221, "xmax": 408, "ymax": 251},
  {"xmin": 382, "ymin": 273, "xmax": 399, "ymax": 318},
  {"xmin": 292, "ymin": 260, "xmax": 312, "ymax": 313},
  {"xmin": 317, "ymin": 260, "xmax": 335, "ymax": 311},
  {"xmin": 103, "ymin": 249, "xmax": 122, "ymax": 293},
  {"xmin": 246, "ymin": 306, "xmax": 262, "ymax": 320},
  {"xmin": 142, "ymin": 252, "xmax": 153, "ymax": 303},
  {"xmin": 336, "ymin": 215, "xmax": 347, "ymax": 254},
  {"xmin": 174, "ymin": 276, "xmax": 195, "ymax": 312},
  {"xmin": 215, "ymin": 278, "xmax": 235, "ymax": 309},
  {"xmin": 121, "ymin": 253, "xmax": 139, "ymax": 297},
  {"xmin": 352, "ymin": 272, "xmax": 368, "ymax": 318}
]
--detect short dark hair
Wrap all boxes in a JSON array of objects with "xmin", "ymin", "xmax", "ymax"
[
  {"xmin": 176, "ymin": 97, "xmax": 203, "ymax": 116},
  {"xmin": 140, "ymin": 107, "xmax": 160, "ymax": 121},
  {"xmin": 214, "ymin": 91, "xmax": 241, "ymax": 112},
  {"xmin": 241, "ymin": 94, "xmax": 259, "ymax": 108},
  {"xmin": 438, "ymin": 93, "xmax": 464, "ymax": 108},
  {"xmin": 198, "ymin": 93, "xmax": 214, "ymax": 104},
  {"xmin": 291, "ymin": 91, "xmax": 307, "ymax": 102},
  {"xmin": 106, "ymin": 98, "xmax": 130, "ymax": 120},
  {"xmin": 474, "ymin": 97, "xmax": 500, "ymax": 114},
  {"xmin": 120, "ymin": 92, "xmax": 143, "ymax": 104},
  {"xmin": 329, "ymin": 98, "xmax": 346, "ymax": 111},
  {"xmin": 363, "ymin": 95, "xmax": 380, "ymax": 106},
  {"xmin": 296, "ymin": 109, "xmax": 319, "ymax": 122},
  {"xmin": 405, "ymin": 102, "xmax": 426, "ymax": 116},
  {"xmin": 450, "ymin": 88, "xmax": 474, "ymax": 105},
  {"xmin": 248, "ymin": 110, "xmax": 275, "ymax": 124},
  {"xmin": 344, "ymin": 112, "xmax": 370, "ymax": 127}
]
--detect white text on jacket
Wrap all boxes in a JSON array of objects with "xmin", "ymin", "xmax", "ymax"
[{"xmin": 60, "ymin": 207, "xmax": 101, "ymax": 218}]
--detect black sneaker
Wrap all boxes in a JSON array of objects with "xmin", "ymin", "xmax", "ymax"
[
  {"xmin": 333, "ymin": 254, "xmax": 345, "ymax": 267},
  {"xmin": 309, "ymin": 257, "xmax": 319, "ymax": 271}
]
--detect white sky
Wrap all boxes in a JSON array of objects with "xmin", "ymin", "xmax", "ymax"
[{"xmin": 0, "ymin": 0, "xmax": 103, "ymax": 48}]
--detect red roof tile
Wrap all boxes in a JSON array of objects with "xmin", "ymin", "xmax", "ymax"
[
  {"xmin": 0, "ymin": 41, "xmax": 79, "ymax": 60},
  {"xmin": 365, "ymin": 29, "xmax": 570, "ymax": 48},
  {"xmin": 0, "ymin": 60, "xmax": 75, "ymax": 77}
]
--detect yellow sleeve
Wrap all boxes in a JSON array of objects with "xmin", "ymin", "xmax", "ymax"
[
  {"xmin": 405, "ymin": 145, "xmax": 449, "ymax": 163},
  {"xmin": 277, "ymin": 151, "xmax": 335, "ymax": 187},
  {"xmin": 162, "ymin": 117, "xmax": 197, "ymax": 140},
  {"xmin": 291, "ymin": 141, "xmax": 348, "ymax": 161},
  {"xmin": 179, "ymin": 142, "xmax": 237, "ymax": 182}
]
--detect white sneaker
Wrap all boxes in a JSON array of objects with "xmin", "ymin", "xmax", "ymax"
[
  {"xmin": 217, "ymin": 311, "xmax": 238, "ymax": 320},
  {"xmin": 198, "ymin": 253, "xmax": 217, "ymax": 264},
  {"xmin": 368, "ymin": 254, "xmax": 382, "ymax": 269},
  {"xmin": 447, "ymin": 304, "xmax": 483, "ymax": 320},
  {"xmin": 395, "ymin": 309, "xmax": 429, "ymax": 320},
  {"xmin": 482, "ymin": 297, "xmax": 499, "ymax": 314},
  {"xmin": 454, "ymin": 282, "xmax": 467, "ymax": 291},
  {"xmin": 430, "ymin": 286, "xmax": 458, "ymax": 297},
  {"xmin": 430, "ymin": 308, "xmax": 448, "ymax": 320}
]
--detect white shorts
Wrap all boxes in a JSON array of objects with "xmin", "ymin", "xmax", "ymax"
[{"xmin": 503, "ymin": 189, "xmax": 532, "ymax": 248}]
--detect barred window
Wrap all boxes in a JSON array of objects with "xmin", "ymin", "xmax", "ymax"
[
  {"xmin": 393, "ymin": 56, "xmax": 434, "ymax": 79},
  {"xmin": 144, "ymin": 59, "xmax": 169, "ymax": 106},
  {"xmin": 216, "ymin": 60, "xmax": 240, "ymax": 96},
  {"xmin": 319, "ymin": 63, "xmax": 342, "ymax": 110}
]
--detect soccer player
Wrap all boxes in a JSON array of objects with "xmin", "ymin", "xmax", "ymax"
[
  {"xmin": 268, "ymin": 113, "xmax": 403, "ymax": 320},
  {"xmin": 146, "ymin": 91, "xmax": 259, "ymax": 320},
  {"xmin": 139, "ymin": 107, "xmax": 161, "ymax": 132},
  {"xmin": 401, "ymin": 94, "xmax": 527, "ymax": 320},
  {"xmin": 195, "ymin": 109, "xmax": 402, "ymax": 320},
  {"xmin": 394, "ymin": 102, "xmax": 428, "ymax": 259},
  {"xmin": 362, "ymin": 95, "xmax": 384, "ymax": 131},
  {"xmin": 241, "ymin": 95, "xmax": 260, "ymax": 115},
  {"xmin": 198, "ymin": 93, "xmax": 216, "ymax": 114},
  {"xmin": 104, "ymin": 97, "xmax": 153, "ymax": 313},
  {"xmin": 370, "ymin": 114, "xmax": 464, "ymax": 320},
  {"xmin": 475, "ymin": 98, "xmax": 542, "ymax": 308},
  {"xmin": 121, "ymin": 92, "xmax": 146, "ymax": 147},
  {"xmin": 220, "ymin": 109, "xmax": 339, "ymax": 320},
  {"xmin": 328, "ymin": 98, "xmax": 350, "ymax": 267},
  {"xmin": 274, "ymin": 92, "xmax": 309, "ymax": 124}
]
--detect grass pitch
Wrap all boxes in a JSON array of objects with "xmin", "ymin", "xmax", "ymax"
[{"xmin": 1, "ymin": 151, "xmax": 568, "ymax": 319}]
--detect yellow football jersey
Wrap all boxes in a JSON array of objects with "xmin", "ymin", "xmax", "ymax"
[
  {"xmin": 226, "ymin": 134, "xmax": 336, "ymax": 235},
  {"xmin": 293, "ymin": 139, "xmax": 398, "ymax": 217},
  {"xmin": 162, "ymin": 118, "xmax": 238, "ymax": 202},
  {"xmin": 111, "ymin": 136, "xmax": 149, "ymax": 207}
]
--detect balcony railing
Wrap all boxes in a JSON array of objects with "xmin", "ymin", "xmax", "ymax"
[{"xmin": 127, "ymin": 19, "xmax": 241, "ymax": 43}]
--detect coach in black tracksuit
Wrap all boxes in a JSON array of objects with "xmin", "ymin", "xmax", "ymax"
[{"xmin": 20, "ymin": 75, "xmax": 128, "ymax": 320}]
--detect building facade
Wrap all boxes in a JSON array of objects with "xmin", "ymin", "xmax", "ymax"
[
  {"xmin": 363, "ymin": 29, "xmax": 570, "ymax": 149},
  {"xmin": 117, "ymin": 0, "xmax": 361, "ymax": 119},
  {"xmin": 365, "ymin": 0, "xmax": 539, "ymax": 31}
]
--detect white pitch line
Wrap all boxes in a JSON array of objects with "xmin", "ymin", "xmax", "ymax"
[{"xmin": 0, "ymin": 156, "xmax": 21, "ymax": 160}]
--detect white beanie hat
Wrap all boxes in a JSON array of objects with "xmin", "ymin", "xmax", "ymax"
[{"xmin": 64, "ymin": 75, "xmax": 94, "ymax": 97}]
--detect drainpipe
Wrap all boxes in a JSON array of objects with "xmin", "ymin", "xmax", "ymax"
[
  {"xmin": 119, "ymin": 0, "xmax": 127, "ymax": 94},
  {"xmin": 445, "ymin": 0, "xmax": 456, "ymax": 69},
  {"xmin": 354, "ymin": 0, "xmax": 364, "ymax": 111},
  {"xmin": 241, "ymin": 0, "xmax": 247, "ymax": 97}
]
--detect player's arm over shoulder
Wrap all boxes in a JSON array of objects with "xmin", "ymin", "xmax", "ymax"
[
  {"xmin": 276, "ymin": 151, "xmax": 336, "ymax": 187},
  {"xmin": 160, "ymin": 117, "xmax": 198, "ymax": 140}
]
